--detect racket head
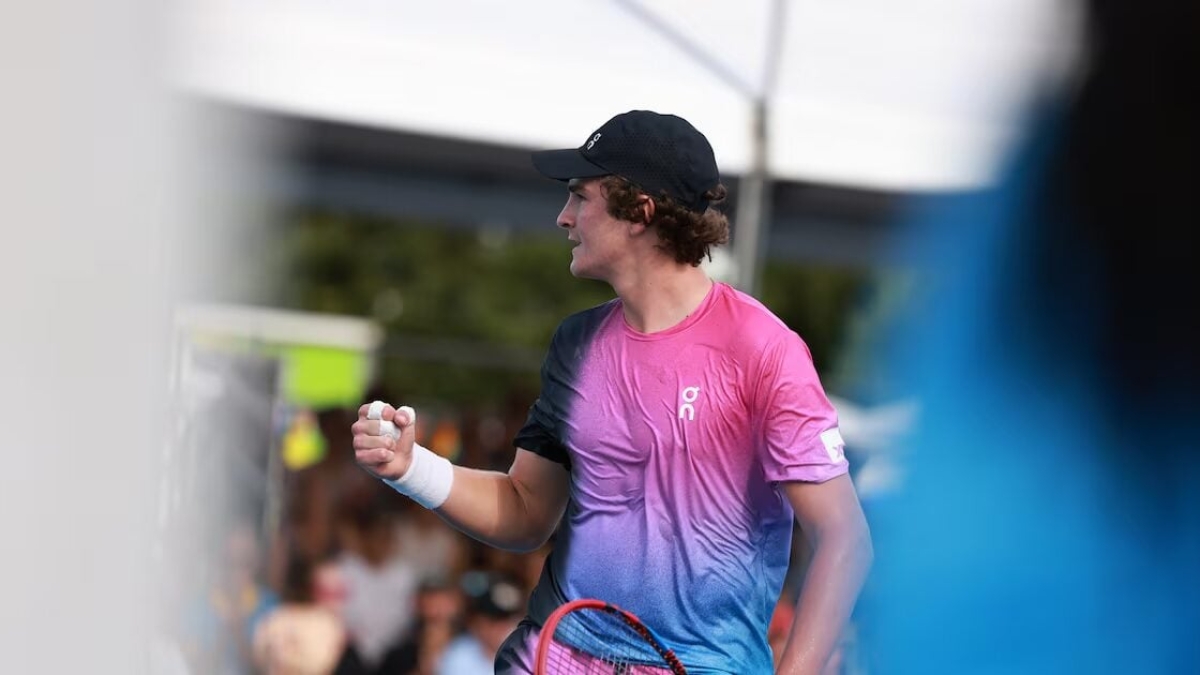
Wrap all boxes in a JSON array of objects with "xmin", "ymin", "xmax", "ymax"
[{"xmin": 534, "ymin": 599, "xmax": 687, "ymax": 675}]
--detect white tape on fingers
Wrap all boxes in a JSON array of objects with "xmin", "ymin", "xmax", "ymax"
[
  {"xmin": 396, "ymin": 406, "xmax": 416, "ymax": 425},
  {"xmin": 379, "ymin": 420, "xmax": 399, "ymax": 440},
  {"xmin": 375, "ymin": 404, "xmax": 414, "ymax": 440},
  {"xmin": 367, "ymin": 400, "xmax": 386, "ymax": 420}
]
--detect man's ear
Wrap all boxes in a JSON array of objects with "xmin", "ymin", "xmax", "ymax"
[
  {"xmin": 627, "ymin": 194, "xmax": 655, "ymax": 237},
  {"xmin": 638, "ymin": 195, "xmax": 656, "ymax": 224}
]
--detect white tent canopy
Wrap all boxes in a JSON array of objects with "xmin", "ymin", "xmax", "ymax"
[{"xmin": 173, "ymin": 0, "xmax": 1075, "ymax": 191}]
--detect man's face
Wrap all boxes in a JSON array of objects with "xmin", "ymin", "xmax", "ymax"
[
  {"xmin": 418, "ymin": 587, "xmax": 462, "ymax": 623},
  {"xmin": 313, "ymin": 563, "xmax": 348, "ymax": 613},
  {"xmin": 557, "ymin": 177, "xmax": 629, "ymax": 281}
]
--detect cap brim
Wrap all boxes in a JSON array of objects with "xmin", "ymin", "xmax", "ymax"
[{"xmin": 531, "ymin": 148, "xmax": 609, "ymax": 181}]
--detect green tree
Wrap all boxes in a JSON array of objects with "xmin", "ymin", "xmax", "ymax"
[{"xmin": 279, "ymin": 210, "xmax": 875, "ymax": 406}]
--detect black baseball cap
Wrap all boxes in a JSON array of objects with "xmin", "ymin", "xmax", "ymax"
[
  {"xmin": 531, "ymin": 110, "xmax": 720, "ymax": 213},
  {"xmin": 459, "ymin": 570, "xmax": 524, "ymax": 619}
]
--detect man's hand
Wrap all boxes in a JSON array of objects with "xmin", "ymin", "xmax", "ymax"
[{"xmin": 352, "ymin": 401, "xmax": 417, "ymax": 480}]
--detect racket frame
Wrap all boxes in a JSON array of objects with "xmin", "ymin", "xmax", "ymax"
[{"xmin": 534, "ymin": 598, "xmax": 688, "ymax": 675}]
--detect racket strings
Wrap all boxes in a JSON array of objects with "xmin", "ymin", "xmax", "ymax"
[{"xmin": 543, "ymin": 607, "xmax": 679, "ymax": 675}]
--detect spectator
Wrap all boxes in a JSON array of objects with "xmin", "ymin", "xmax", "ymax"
[
  {"xmin": 393, "ymin": 502, "xmax": 470, "ymax": 586},
  {"xmin": 437, "ymin": 572, "xmax": 524, "ymax": 675},
  {"xmin": 380, "ymin": 578, "xmax": 465, "ymax": 675},
  {"xmin": 337, "ymin": 505, "xmax": 419, "ymax": 670},
  {"xmin": 253, "ymin": 554, "xmax": 347, "ymax": 675},
  {"xmin": 189, "ymin": 521, "xmax": 279, "ymax": 675}
]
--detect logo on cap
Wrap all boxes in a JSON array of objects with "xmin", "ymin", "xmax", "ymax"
[{"xmin": 586, "ymin": 133, "xmax": 602, "ymax": 150}]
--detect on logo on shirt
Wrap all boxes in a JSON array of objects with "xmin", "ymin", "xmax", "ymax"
[{"xmin": 678, "ymin": 386, "xmax": 701, "ymax": 421}]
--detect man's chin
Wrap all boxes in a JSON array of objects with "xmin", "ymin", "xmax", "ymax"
[{"xmin": 568, "ymin": 257, "xmax": 607, "ymax": 282}]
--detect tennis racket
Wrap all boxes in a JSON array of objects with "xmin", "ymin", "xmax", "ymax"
[{"xmin": 535, "ymin": 599, "xmax": 688, "ymax": 675}]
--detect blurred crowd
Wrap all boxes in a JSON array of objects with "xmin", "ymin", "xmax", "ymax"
[
  {"xmin": 176, "ymin": 392, "xmax": 543, "ymax": 675},
  {"xmin": 174, "ymin": 392, "xmax": 811, "ymax": 675}
]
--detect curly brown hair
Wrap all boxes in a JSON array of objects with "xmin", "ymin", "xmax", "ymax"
[{"xmin": 600, "ymin": 176, "xmax": 730, "ymax": 266}]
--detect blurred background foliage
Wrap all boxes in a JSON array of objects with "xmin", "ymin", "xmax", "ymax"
[{"xmin": 276, "ymin": 209, "xmax": 895, "ymax": 406}]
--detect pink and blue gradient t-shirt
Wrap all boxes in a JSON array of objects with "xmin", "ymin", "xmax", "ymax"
[{"xmin": 512, "ymin": 281, "xmax": 847, "ymax": 673}]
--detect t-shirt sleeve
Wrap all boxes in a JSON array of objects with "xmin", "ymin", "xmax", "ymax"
[
  {"xmin": 513, "ymin": 327, "xmax": 572, "ymax": 470},
  {"xmin": 755, "ymin": 331, "xmax": 848, "ymax": 483}
]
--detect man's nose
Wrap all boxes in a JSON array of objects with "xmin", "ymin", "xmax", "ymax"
[{"xmin": 557, "ymin": 202, "xmax": 573, "ymax": 230}]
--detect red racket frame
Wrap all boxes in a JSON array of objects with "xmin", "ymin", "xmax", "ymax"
[{"xmin": 534, "ymin": 598, "xmax": 687, "ymax": 675}]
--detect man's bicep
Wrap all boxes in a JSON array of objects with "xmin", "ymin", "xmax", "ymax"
[
  {"xmin": 509, "ymin": 448, "xmax": 571, "ymax": 536},
  {"xmin": 780, "ymin": 474, "xmax": 869, "ymax": 543}
]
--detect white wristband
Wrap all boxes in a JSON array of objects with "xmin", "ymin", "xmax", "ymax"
[{"xmin": 384, "ymin": 442, "xmax": 454, "ymax": 509}]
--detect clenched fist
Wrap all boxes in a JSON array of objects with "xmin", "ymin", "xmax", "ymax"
[{"xmin": 352, "ymin": 401, "xmax": 417, "ymax": 481}]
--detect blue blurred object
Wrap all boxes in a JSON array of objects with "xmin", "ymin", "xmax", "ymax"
[
  {"xmin": 862, "ymin": 3, "xmax": 1200, "ymax": 665},
  {"xmin": 864, "ymin": 112, "xmax": 1200, "ymax": 673}
]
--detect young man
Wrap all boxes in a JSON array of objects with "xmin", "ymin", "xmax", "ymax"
[{"xmin": 352, "ymin": 110, "xmax": 872, "ymax": 674}]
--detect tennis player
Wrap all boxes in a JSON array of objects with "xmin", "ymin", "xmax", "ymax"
[{"xmin": 353, "ymin": 110, "xmax": 873, "ymax": 674}]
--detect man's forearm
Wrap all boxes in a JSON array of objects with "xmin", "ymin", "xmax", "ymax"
[
  {"xmin": 777, "ymin": 528, "xmax": 873, "ymax": 675},
  {"xmin": 434, "ymin": 466, "xmax": 555, "ymax": 552}
]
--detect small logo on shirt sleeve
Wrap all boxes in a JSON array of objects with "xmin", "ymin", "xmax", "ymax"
[{"xmin": 820, "ymin": 428, "xmax": 846, "ymax": 462}]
